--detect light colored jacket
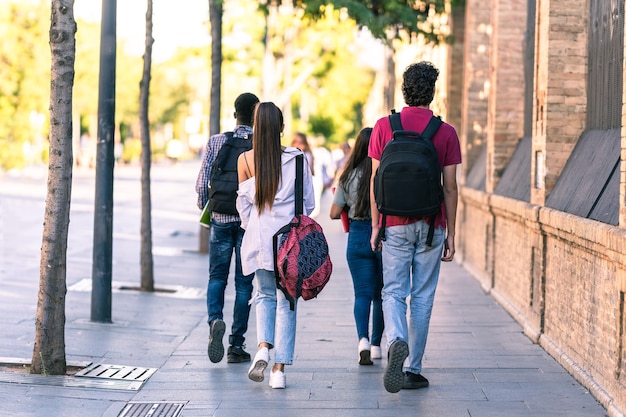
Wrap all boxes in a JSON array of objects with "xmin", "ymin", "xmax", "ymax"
[{"xmin": 236, "ymin": 147, "xmax": 316, "ymax": 275}]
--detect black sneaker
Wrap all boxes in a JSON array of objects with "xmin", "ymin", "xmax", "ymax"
[
  {"xmin": 207, "ymin": 319, "xmax": 225, "ymax": 363},
  {"xmin": 403, "ymin": 372, "xmax": 429, "ymax": 389},
  {"xmin": 383, "ymin": 340, "xmax": 409, "ymax": 393},
  {"xmin": 227, "ymin": 345, "xmax": 251, "ymax": 363}
]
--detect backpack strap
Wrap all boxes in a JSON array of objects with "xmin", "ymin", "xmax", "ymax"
[
  {"xmin": 212, "ymin": 132, "xmax": 235, "ymax": 167},
  {"xmin": 420, "ymin": 116, "xmax": 443, "ymax": 141},
  {"xmin": 388, "ymin": 111, "xmax": 403, "ymax": 132},
  {"xmin": 273, "ymin": 221, "xmax": 298, "ymax": 311},
  {"xmin": 426, "ymin": 214, "xmax": 436, "ymax": 246},
  {"xmin": 375, "ymin": 213, "xmax": 387, "ymax": 247},
  {"xmin": 294, "ymin": 154, "xmax": 304, "ymax": 216},
  {"xmin": 422, "ymin": 116, "xmax": 442, "ymax": 247},
  {"xmin": 388, "ymin": 113, "xmax": 443, "ymax": 140}
]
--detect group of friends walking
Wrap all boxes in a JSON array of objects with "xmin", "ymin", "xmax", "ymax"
[{"xmin": 195, "ymin": 61, "xmax": 461, "ymax": 392}]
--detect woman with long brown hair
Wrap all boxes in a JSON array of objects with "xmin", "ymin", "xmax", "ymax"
[
  {"xmin": 236, "ymin": 102, "xmax": 315, "ymax": 389},
  {"xmin": 330, "ymin": 127, "xmax": 384, "ymax": 365}
]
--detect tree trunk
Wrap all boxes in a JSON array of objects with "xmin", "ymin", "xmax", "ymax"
[
  {"xmin": 208, "ymin": 0, "xmax": 222, "ymax": 137},
  {"xmin": 31, "ymin": 0, "xmax": 77, "ymax": 376},
  {"xmin": 201, "ymin": 0, "xmax": 224, "ymax": 254},
  {"xmin": 383, "ymin": 42, "xmax": 396, "ymax": 112},
  {"xmin": 262, "ymin": 4, "xmax": 279, "ymax": 101},
  {"xmin": 139, "ymin": 0, "xmax": 154, "ymax": 291}
]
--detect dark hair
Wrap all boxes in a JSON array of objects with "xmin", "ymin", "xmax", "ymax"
[
  {"xmin": 291, "ymin": 132, "xmax": 311, "ymax": 153},
  {"xmin": 291, "ymin": 132, "xmax": 315, "ymax": 175},
  {"xmin": 253, "ymin": 102, "xmax": 283, "ymax": 212},
  {"xmin": 337, "ymin": 127, "xmax": 372, "ymax": 218},
  {"xmin": 401, "ymin": 62, "xmax": 439, "ymax": 107},
  {"xmin": 234, "ymin": 93, "xmax": 260, "ymax": 125}
]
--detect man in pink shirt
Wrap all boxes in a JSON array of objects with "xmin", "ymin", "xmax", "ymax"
[{"xmin": 368, "ymin": 61, "xmax": 462, "ymax": 393}]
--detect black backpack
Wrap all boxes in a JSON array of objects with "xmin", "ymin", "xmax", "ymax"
[
  {"xmin": 208, "ymin": 132, "xmax": 252, "ymax": 215},
  {"xmin": 373, "ymin": 111, "xmax": 443, "ymax": 246}
]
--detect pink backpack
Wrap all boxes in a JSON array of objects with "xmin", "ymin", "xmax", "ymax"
[{"xmin": 273, "ymin": 155, "xmax": 332, "ymax": 310}]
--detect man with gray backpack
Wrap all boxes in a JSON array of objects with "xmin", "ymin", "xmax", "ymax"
[{"xmin": 368, "ymin": 62, "xmax": 462, "ymax": 393}]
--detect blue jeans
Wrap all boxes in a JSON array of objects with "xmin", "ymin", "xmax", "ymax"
[
  {"xmin": 346, "ymin": 220, "xmax": 384, "ymax": 346},
  {"xmin": 381, "ymin": 220, "xmax": 445, "ymax": 375},
  {"xmin": 254, "ymin": 269, "xmax": 298, "ymax": 365},
  {"xmin": 207, "ymin": 220, "xmax": 254, "ymax": 347}
]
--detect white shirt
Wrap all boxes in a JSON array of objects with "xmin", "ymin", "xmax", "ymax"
[{"xmin": 236, "ymin": 147, "xmax": 316, "ymax": 275}]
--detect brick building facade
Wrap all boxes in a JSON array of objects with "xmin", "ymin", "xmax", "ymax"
[{"xmin": 450, "ymin": 0, "xmax": 626, "ymax": 415}]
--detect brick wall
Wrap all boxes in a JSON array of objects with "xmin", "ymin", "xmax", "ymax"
[
  {"xmin": 458, "ymin": 194, "xmax": 626, "ymax": 416},
  {"xmin": 456, "ymin": 0, "xmax": 626, "ymax": 415},
  {"xmin": 621, "ymin": 23, "xmax": 626, "ymax": 226},
  {"xmin": 447, "ymin": 4, "xmax": 466, "ymax": 134},
  {"xmin": 487, "ymin": 0, "xmax": 527, "ymax": 192},
  {"xmin": 459, "ymin": 0, "xmax": 491, "ymax": 181},
  {"xmin": 532, "ymin": 0, "xmax": 588, "ymax": 204}
]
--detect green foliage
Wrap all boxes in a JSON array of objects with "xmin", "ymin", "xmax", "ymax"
[
  {"xmin": 288, "ymin": 0, "xmax": 447, "ymax": 43},
  {"xmin": 0, "ymin": 0, "xmax": 50, "ymax": 170},
  {"xmin": 74, "ymin": 20, "xmax": 101, "ymax": 133},
  {"xmin": 115, "ymin": 45, "xmax": 143, "ymax": 126},
  {"xmin": 0, "ymin": 0, "xmax": 454, "ymax": 170},
  {"xmin": 0, "ymin": 138, "xmax": 26, "ymax": 170},
  {"xmin": 150, "ymin": 46, "xmax": 206, "ymax": 128},
  {"xmin": 287, "ymin": 8, "xmax": 375, "ymax": 145},
  {"xmin": 309, "ymin": 115, "xmax": 335, "ymax": 140},
  {"xmin": 121, "ymin": 137, "xmax": 142, "ymax": 164}
]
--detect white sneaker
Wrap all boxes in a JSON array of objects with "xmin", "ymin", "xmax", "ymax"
[
  {"xmin": 371, "ymin": 345, "xmax": 382, "ymax": 359},
  {"xmin": 269, "ymin": 369, "xmax": 286, "ymax": 389},
  {"xmin": 358, "ymin": 338, "xmax": 373, "ymax": 365},
  {"xmin": 248, "ymin": 347, "xmax": 269, "ymax": 382}
]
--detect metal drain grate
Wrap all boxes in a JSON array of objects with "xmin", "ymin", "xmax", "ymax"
[
  {"xmin": 75, "ymin": 364, "xmax": 157, "ymax": 384},
  {"xmin": 0, "ymin": 372, "xmax": 144, "ymax": 390},
  {"xmin": 118, "ymin": 401, "xmax": 186, "ymax": 417}
]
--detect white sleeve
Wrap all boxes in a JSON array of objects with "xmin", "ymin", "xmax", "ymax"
[
  {"xmin": 303, "ymin": 157, "xmax": 316, "ymax": 216},
  {"xmin": 236, "ymin": 189, "xmax": 253, "ymax": 230}
]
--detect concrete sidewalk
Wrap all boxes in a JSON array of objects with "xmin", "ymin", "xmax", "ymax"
[{"xmin": 0, "ymin": 161, "xmax": 607, "ymax": 417}]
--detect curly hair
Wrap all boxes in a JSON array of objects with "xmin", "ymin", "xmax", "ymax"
[{"xmin": 401, "ymin": 62, "xmax": 439, "ymax": 107}]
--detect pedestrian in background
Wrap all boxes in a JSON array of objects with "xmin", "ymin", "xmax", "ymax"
[
  {"xmin": 368, "ymin": 62, "xmax": 461, "ymax": 392},
  {"xmin": 236, "ymin": 102, "xmax": 315, "ymax": 389},
  {"xmin": 195, "ymin": 92, "xmax": 260, "ymax": 364},
  {"xmin": 311, "ymin": 137, "xmax": 336, "ymax": 217},
  {"xmin": 330, "ymin": 127, "xmax": 384, "ymax": 366},
  {"xmin": 291, "ymin": 132, "xmax": 315, "ymax": 175}
]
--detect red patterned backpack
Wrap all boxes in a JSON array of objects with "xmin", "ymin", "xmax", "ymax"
[{"xmin": 273, "ymin": 154, "xmax": 332, "ymax": 310}]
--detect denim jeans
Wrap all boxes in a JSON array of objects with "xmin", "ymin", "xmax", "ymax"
[
  {"xmin": 381, "ymin": 220, "xmax": 445, "ymax": 375},
  {"xmin": 207, "ymin": 220, "xmax": 254, "ymax": 347},
  {"xmin": 254, "ymin": 269, "xmax": 298, "ymax": 365},
  {"xmin": 346, "ymin": 220, "xmax": 384, "ymax": 346}
]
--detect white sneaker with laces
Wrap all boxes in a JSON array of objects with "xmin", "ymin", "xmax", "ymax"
[
  {"xmin": 269, "ymin": 369, "xmax": 286, "ymax": 389},
  {"xmin": 371, "ymin": 345, "xmax": 382, "ymax": 359},
  {"xmin": 358, "ymin": 338, "xmax": 373, "ymax": 365},
  {"xmin": 248, "ymin": 347, "xmax": 270, "ymax": 382}
]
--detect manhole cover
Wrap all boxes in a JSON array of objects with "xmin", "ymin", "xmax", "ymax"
[
  {"xmin": 118, "ymin": 401, "xmax": 186, "ymax": 417},
  {"xmin": 75, "ymin": 364, "xmax": 157, "ymax": 382}
]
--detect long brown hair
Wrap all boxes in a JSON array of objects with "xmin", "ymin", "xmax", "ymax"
[
  {"xmin": 253, "ymin": 102, "xmax": 284, "ymax": 212},
  {"xmin": 337, "ymin": 127, "xmax": 372, "ymax": 218}
]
